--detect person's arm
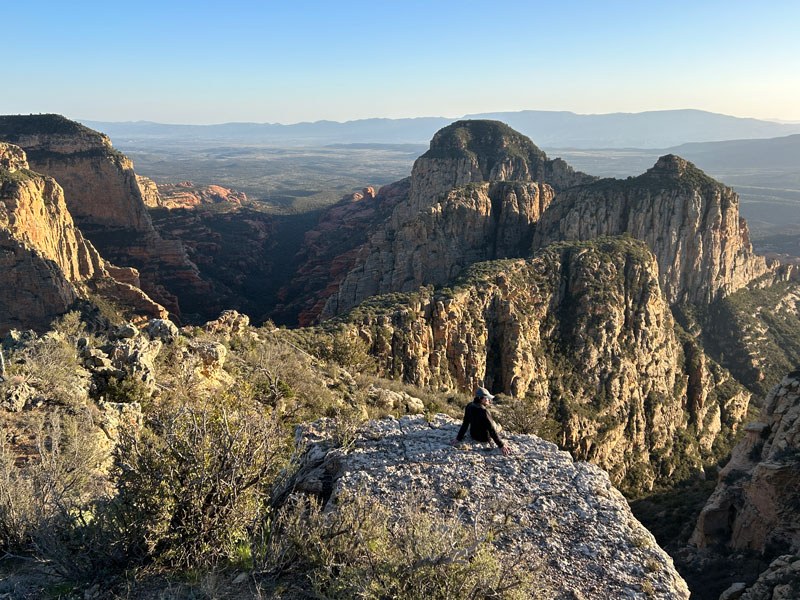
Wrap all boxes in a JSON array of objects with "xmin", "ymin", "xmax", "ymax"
[
  {"xmin": 487, "ymin": 416, "xmax": 504, "ymax": 448},
  {"xmin": 485, "ymin": 410, "xmax": 511, "ymax": 454}
]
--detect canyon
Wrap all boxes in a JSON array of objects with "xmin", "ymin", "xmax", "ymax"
[{"xmin": 2, "ymin": 115, "xmax": 799, "ymax": 599}]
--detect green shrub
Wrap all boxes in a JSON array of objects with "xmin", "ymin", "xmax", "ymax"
[
  {"xmin": 312, "ymin": 330, "xmax": 374, "ymax": 372},
  {"xmin": 255, "ymin": 492, "xmax": 546, "ymax": 599},
  {"xmin": 112, "ymin": 393, "xmax": 290, "ymax": 569}
]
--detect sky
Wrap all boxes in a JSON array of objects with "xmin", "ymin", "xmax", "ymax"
[{"xmin": 3, "ymin": 0, "xmax": 800, "ymax": 124}]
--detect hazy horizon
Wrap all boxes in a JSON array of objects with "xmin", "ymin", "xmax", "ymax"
[
  {"xmin": 3, "ymin": 1, "xmax": 799, "ymax": 125},
  {"xmin": 73, "ymin": 108, "xmax": 800, "ymax": 128}
]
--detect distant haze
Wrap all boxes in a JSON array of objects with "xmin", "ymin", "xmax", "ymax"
[{"xmin": 83, "ymin": 109, "xmax": 800, "ymax": 150}]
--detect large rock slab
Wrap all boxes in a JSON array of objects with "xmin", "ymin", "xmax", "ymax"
[{"xmin": 290, "ymin": 414, "xmax": 690, "ymax": 600}]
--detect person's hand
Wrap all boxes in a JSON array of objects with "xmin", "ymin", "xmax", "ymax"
[{"xmin": 501, "ymin": 445, "xmax": 512, "ymax": 456}]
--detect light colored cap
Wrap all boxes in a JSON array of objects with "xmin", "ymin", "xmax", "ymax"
[{"xmin": 475, "ymin": 387, "xmax": 494, "ymax": 400}]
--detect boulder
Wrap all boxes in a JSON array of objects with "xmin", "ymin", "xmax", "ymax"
[{"xmin": 146, "ymin": 318, "xmax": 180, "ymax": 342}]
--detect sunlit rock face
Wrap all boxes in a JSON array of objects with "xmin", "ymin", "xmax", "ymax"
[
  {"xmin": 0, "ymin": 114, "xmax": 209, "ymax": 319},
  {"xmin": 0, "ymin": 142, "xmax": 165, "ymax": 333},
  {"xmin": 533, "ymin": 154, "xmax": 770, "ymax": 305},
  {"xmin": 330, "ymin": 237, "xmax": 749, "ymax": 492},
  {"xmin": 322, "ymin": 120, "xmax": 594, "ymax": 318}
]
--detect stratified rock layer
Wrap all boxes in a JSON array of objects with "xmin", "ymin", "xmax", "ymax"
[
  {"xmin": 332, "ymin": 237, "xmax": 748, "ymax": 490},
  {"xmin": 152, "ymin": 181, "xmax": 246, "ymax": 209},
  {"xmin": 691, "ymin": 370, "xmax": 800, "ymax": 555},
  {"xmin": 289, "ymin": 414, "xmax": 691, "ymax": 600},
  {"xmin": 0, "ymin": 115, "xmax": 208, "ymax": 318},
  {"xmin": 533, "ymin": 155, "xmax": 770, "ymax": 304},
  {"xmin": 322, "ymin": 120, "xmax": 594, "ymax": 318},
  {"xmin": 0, "ymin": 142, "xmax": 166, "ymax": 333},
  {"xmin": 325, "ymin": 180, "xmax": 554, "ymax": 317}
]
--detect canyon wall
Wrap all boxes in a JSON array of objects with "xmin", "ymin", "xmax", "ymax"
[
  {"xmin": 533, "ymin": 154, "xmax": 770, "ymax": 305},
  {"xmin": 0, "ymin": 142, "xmax": 165, "ymax": 333},
  {"xmin": 0, "ymin": 115, "xmax": 209, "ymax": 319},
  {"xmin": 330, "ymin": 237, "xmax": 749, "ymax": 491}
]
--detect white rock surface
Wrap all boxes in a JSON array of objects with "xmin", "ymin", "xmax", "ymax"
[{"xmin": 289, "ymin": 414, "xmax": 690, "ymax": 599}]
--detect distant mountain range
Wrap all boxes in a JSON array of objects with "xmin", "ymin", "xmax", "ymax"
[{"xmin": 82, "ymin": 109, "xmax": 800, "ymax": 150}]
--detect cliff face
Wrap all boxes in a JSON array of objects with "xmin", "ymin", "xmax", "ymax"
[
  {"xmin": 533, "ymin": 155, "xmax": 770, "ymax": 305},
  {"xmin": 691, "ymin": 370, "xmax": 800, "ymax": 555},
  {"xmin": 273, "ymin": 179, "xmax": 410, "ymax": 326},
  {"xmin": 288, "ymin": 414, "xmax": 691, "ymax": 599},
  {"xmin": 0, "ymin": 115, "xmax": 208, "ymax": 319},
  {"xmin": 321, "ymin": 121, "xmax": 593, "ymax": 319},
  {"xmin": 324, "ymin": 180, "xmax": 554, "ymax": 317},
  {"xmin": 401, "ymin": 119, "xmax": 593, "ymax": 219},
  {"xmin": 0, "ymin": 142, "xmax": 165, "ymax": 333},
  {"xmin": 332, "ymin": 237, "xmax": 748, "ymax": 490}
]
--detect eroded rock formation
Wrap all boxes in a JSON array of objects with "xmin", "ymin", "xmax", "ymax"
[
  {"xmin": 321, "ymin": 121, "xmax": 593, "ymax": 318},
  {"xmin": 691, "ymin": 370, "xmax": 800, "ymax": 555},
  {"xmin": 0, "ymin": 115, "xmax": 209, "ymax": 318},
  {"xmin": 0, "ymin": 142, "xmax": 166, "ymax": 333},
  {"xmin": 286, "ymin": 414, "xmax": 691, "ymax": 599},
  {"xmin": 533, "ymin": 154, "xmax": 771, "ymax": 305},
  {"xmin": 331, "ymin": 237, "xmax": 749, "ymax": 490},
  {"xmin": 152, "ymin": 181, "xmax": 247, "ymax": 209}
]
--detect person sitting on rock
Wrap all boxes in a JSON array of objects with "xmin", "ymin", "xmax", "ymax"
[{"xmin": 450, "ymin": 387, "xmax": 512, "ymax": 455}]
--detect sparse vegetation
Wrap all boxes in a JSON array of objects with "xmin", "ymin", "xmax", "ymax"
[{"xmin": 256, "ymin": 492, "xmax": 546, "ymax": 599}]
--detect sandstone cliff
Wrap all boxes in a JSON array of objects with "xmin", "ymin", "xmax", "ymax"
[
  {"xmin": 0, "ymin": 115, "xmax": 209, "ymax": 319},
  {"xmin": 0, "ymin": 142, "xmax": 166, "ymax": 333},
  {"xmin": 321, "ymin": 121, "xmax": 594, "ymax": 318},
  {"xmin": 691, "ymin": 370, "xmax": 800, "ymax": 555},
  {"xmin": 533, "ymin": 154, "xmax": 770, "ymax": 305},
  {"xmin": 287, "ymin": 414, "xmax": 691, "ymax": 599},
  {"xmin": 327, "ymin": 237, "xmax": 748, "ymax": 491}
]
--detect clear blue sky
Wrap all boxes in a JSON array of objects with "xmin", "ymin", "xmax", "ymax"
[{"xmin": 4, "ymin": 0, "xmax": 799, "ymax": 124}]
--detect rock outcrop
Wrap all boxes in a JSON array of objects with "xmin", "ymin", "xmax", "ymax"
[
  {"xmin": 151, "ymin": 181, "xmax": 246, "ymax": 209},
  {"xmin": 533, "ymin": 155, "xmax": 770, "ymax": 305},
  {"xmin": 287, "ymin": 414, "xmax": 691, "ymax": 599},
  {"xmin": 330, "ymin": 237, "xmax": 749, "ymax": 490},
  {"xmin": 739, "ymin": 555, "xmax": 800, "ymax": 600},
  {"xmin": 0, "ymin": 142, "xmax": 166, "ymax": 333},
  {"xmin": 321, "ymin": 121, "xmax": 593, "ymax": 318},
  {"xmin": 691, "ymin": 370, "xmax": 800, "ymax": 555},
  {"xmin": 0, "ymin": 115, "xmax": 209, "ymax": 319}
]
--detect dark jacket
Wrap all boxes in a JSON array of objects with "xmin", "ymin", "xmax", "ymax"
[{"xmin": 456, "ymin": 400, "xmax": 504, "ymax": 447}]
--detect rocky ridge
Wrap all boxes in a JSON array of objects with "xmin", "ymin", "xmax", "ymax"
[
  {"xmin": 691, "ymin": 370, "xmax": 800, "ymax": 555},
  {"xmin": 0, "ymin": 142, "xmax": 165, "ymax": 333},
  {"xmin": 0, "ymin": 115, "xmax": 210, "ymax": 318},
  {"xmin": 287, "ymin": 414, "xmax": 691, "ymax": 599},
  {"xmin": 327, "ymin": 237, "xmax": 749, "ymax": 490},
  {"xmin": 532, "ymin": 154, "xmax": 770, "ymax": 305},
  {"xmin": 321, "ymin": 120, "xmax": 594, "ymax": 318}
]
